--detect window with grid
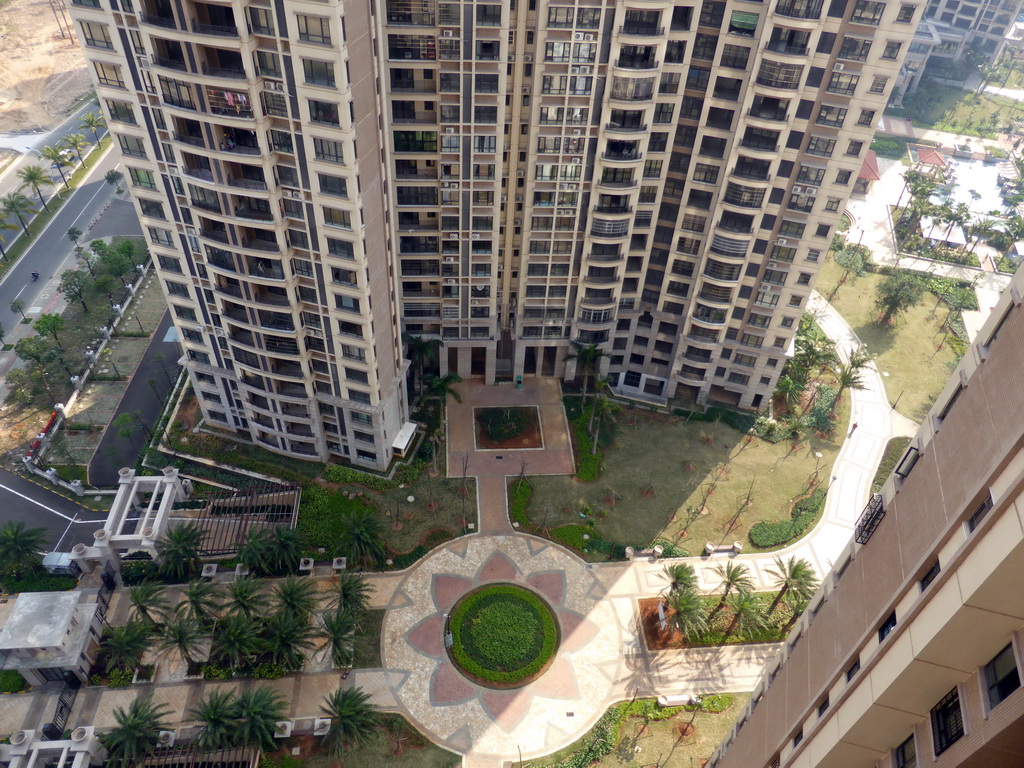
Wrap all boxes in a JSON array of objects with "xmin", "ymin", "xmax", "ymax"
[
  {"xmin": 985, "ymin": 644, "xmax": 1020, "ymax": 709},
  {"xmin": 851, "ymin": 0, "xmax": 885, "ymax": 24},
  {"xmin": 930, "ymin": 688, "xmax": 964, "ymax": 756},
  {"xmin": 894, "ymin": 735, "xmax": 916, "ymax": 768}
]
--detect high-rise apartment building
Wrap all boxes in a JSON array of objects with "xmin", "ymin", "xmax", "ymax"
[
  {"xmin": 707, "ymin": 272, "xmax": 1024, "ymax": 768},
  {"xmin": 69, "ymin": 0, "xmax": 917, "ymax": 467}
]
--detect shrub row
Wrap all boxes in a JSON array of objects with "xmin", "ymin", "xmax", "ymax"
[
  {"xmin": 322, "ymin": 464, "xmax": 399, "ymax": 490},
  {"xmin": 807, "ymin": 384, "xmax": 838, "ymax": 434},
  {"xmin": 449, "ymin": 585, "xmax": 558, "ymax": 685},
  {"xmin": 570, "ymin": 416, "xmax": 601, "ymax": 482},
  {"xmin": 0, "ymin": 671, "xmax": 27, "ymax": 694},
  {"xmin": 748, "ymin": 488, "xmax": 827, "ymax": 548},
  {"xmin": 508, "ymin": 478, "xmax": 532, "ymax": 528},
  {"xmin": 2, "ymin": 574, "xmax": 77, "ymax": 594},
  {"xmin": 550, "ymin": 524, "xmax": 628, "ymax": 560}
]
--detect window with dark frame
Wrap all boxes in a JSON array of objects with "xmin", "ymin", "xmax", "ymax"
[
  {"xmin": 878, "ymin": 611, "xmax": 897, "ymax": 642},
  {"xmin": 985, "ymin": 643, "xmax": 1020, "ymax": 709},
  {"xmin": 894, "ymin": 734, "xmax": 917, "ymax": 768},
  {"xmin": 967, "ymin": 496, "xmax": 993, "ymax": 532},
  {"xmin": 930, "ymin": 687, "xmax": 964, "ymax": 756},
  {"xmin": 919, "ymin": 560, "xmax": 940, "ymax": 591}
]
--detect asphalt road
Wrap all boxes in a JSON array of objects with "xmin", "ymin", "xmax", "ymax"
[
  {"xmin": 0, "ymin": 148, "xmax": 122, "ymax": 336},
  {"xmin": 0, "ymin": 467, "xmax": 105, "ymax": 551},
  {"xmin": 89, "ymin": 309, "xmax": 180, "ymax": 486}
]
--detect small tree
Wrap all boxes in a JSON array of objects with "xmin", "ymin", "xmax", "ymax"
[
  {"xmin": 875, "ymin": 271, "xmax": 926, "ymax": 324},
  {"xmin": 101, "ymin": 697, "xmax": 172, "ymax": 768},
  {"xmin": 1, "ymin": 193, "xmax": 36, "ymax": 235},
  {"xmin": 711, "ymin": 561, "xmax": 753, "ymax": 617},
  {"xmin": 67, "ymin": 226, "xmax": 82, "ymax": 246},
  {"xmin": 766, "ymin": 557, "xmax": 819, "ymax": 615},
  {"xmin": 41, "ymin": 145, "xmax": 71, "ymax": 188},
  {"xmin": 79, "ymin": 111, "xmax": 106, "ymax": 145},
  {"xmin": 58, "ymin": 269, "xmax": 90, "ymax": 312},
  {"xmin": 105, "ymin": 169, "xmax": 125, "ymax": 191},
  {"xmin": 33, "ymin": 314, "xmax": 65, "ymax": 349},
  {"xmin": 16, "ymin": 166, "xmax": 52, "ymax": 212},
  {"xmin": 320, "ymin": 686, "xmax": 380, "ymax": 756},
  {"xmin": 9, "ymin": 299, "xmax": 27, "ymax": 321},
  {"xmin": 62, "ymin": 133, "xmax": 89, "ymax": 165},
  {"xmin": 835, "ymin": 244, "xmax": 867, "ymax": 282}
]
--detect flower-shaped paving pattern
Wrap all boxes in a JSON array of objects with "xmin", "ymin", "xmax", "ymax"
[{"xmin": 381, "ymin": 535, "xmax": 625, "ymax": 761}]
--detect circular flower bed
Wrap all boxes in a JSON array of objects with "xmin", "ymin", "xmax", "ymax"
[{"xmin": 447, "ymin": 584, "xmax": 559, "ymax": 687}]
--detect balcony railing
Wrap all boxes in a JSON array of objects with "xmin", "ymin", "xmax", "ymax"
[
  {"xmin": 603, "ymin": 150, "xmax": 642, "ymax": 162},
  {"xmin": 152, "ymin": 56, "xmax": 188, "ymax": 71},
  {"xmin": 202, "ymin": 64, "xmax": 247, "ymax": 79},
  {"xmin": 854, "ymin": 494, "xmax": 886, "ymax": 544},
  {"xmin": 619, "ymin": 24, "xmax": 664, "ymax": 35},
  {"xmin": 173, "ymin": 132, "xmax": 205, "ymax": 147},
  {"xmin": 191, "ymin": 19, "xmax": 239, "ymax": 37},
  {"xmin": 199, "ymin": 228, "xmax": 229, "ymax": 243},
  {"xmin": 228, "ymin": 177, "xmax": 267, "ymax": 191},
  {"xmin": 748, "ymin": 106, "xmax": 788, "ymax": 121},
  {"xmin": 774, "ymin": 0, "xmax": 823, "ymax": 19},
  {"xmin": 764, "ymin": 42, "xmax": 808, "ymax": 55},
  {"xmin": 605, "ymin": 122, "xmax": 647, "ymax": 133},
  {"xmin": 140, "ymin": 12, "xmax": 176, "ymax": 27}
]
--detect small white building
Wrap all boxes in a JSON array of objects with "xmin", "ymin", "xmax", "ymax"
[
  {"xmin": 0, "ymin": 591, "xmax": 101, "ymax": 685},
  {"xmin": 920, "ymin": 216, "xmax": 968, "ymax": 248}
]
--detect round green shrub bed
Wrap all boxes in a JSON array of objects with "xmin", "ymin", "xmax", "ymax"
[{"xmin": 448, "ymin": 584, "xmax": 559, "ymax": 687}]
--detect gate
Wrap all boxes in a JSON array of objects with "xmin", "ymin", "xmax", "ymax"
[{"xmin": 41, "ymin": 673, "xmax": 81, "ymax": 740}]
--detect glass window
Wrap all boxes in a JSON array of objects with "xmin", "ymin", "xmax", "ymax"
[
  {"xmin": 297, "ymin": 14, "xmax": 331, "ymax": 44},
  {"xmin": 985, "ymin": 644, "xmax": 1021, "ymax": 709},
  {"xmin": 930, "ymin": 688, "xmax": 964, "ymax": 756}
]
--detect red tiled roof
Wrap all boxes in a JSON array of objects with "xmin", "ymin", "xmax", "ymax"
[
  {"xmin": 858, "ymin": 150, "xmax": 881, "ymax": 181},
  {"xmin": 916, "ymin": 147, "xmax": 948, "ymax": 167}
]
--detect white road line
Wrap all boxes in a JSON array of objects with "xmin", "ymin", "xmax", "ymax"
[
  {"xmin": 0, "ymin": 482, "xmax": 79, "ymax": 521},
  {"xmin": 13, "ymin": 285, "xmax": 25, "ymax": 300}
]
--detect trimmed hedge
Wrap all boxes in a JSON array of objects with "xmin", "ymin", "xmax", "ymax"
[
  {"xmin": 449, "ymin": 584, "xmax": 558, "ymax": 685},
  {"xmin": 550, "ymin": 524, "xmax": 629, "ymax": 561},
  {"xmin": 0, "ymin": 671, "xmax": 27, "ymax": 693},
  {"xmin": 322, "ymin": 464, "xmax": 398, "ymax": 490},
  {"xmin": 2, "ymin": 574, "xmax": 77, "ymax": 594},
  {"xmin": 748, "ymin": 488, "xmax": 827, "ymax": 548}
]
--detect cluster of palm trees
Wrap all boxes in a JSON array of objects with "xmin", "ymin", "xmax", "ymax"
[
  {"xmin": 101, "ymin": 682, "xmax": 379, "ymax": 766},
  {"xmin": 0, "ymin": 111, "xmax": 105, "ymax": 260},
  {"xmin": 565, "ymin": 340, "xmax": 621, "ymax": 454},
  {"xmin": 660, "ymin": 557, "xmax": 819, "ymax": 643},
  {"xmin": 895, "ymin": 169, "xmax": 1006, "ymax": 265},
  {"xmin": 773, "ymin": 317, "xmax": 871, "ymax": 424}
]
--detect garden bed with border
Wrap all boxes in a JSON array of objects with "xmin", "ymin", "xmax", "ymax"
[{"xmin": 474, "ymin": 406, "xmax": 543, "ymax": 450}]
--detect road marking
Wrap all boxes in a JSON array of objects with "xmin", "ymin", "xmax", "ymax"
[
  {"xmin": 13, "ymin": 285, "xmax": 25, "ymax": 300},
  {"xmin": 0, "ymin": 481, "xmax": 80, "ymax": 521}
]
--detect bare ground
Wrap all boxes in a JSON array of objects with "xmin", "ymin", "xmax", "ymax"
[{"xmin": 0, "ymin": 0, "xmax": 92, "ymax": 133}]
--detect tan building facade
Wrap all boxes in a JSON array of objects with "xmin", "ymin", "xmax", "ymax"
[
  {"xmin": 709, "ymin": 273, "xmax": 1024, "ymax": 768},
  {"xmin": 69, "ymin": 0, "xmax": 918, "ymax": 465}
]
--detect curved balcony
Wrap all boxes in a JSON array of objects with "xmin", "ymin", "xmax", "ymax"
[
  {"xmin": 604, "ymin": 122, "xmax": 648, "ymax": 134},
  {"xmin": 737, "ymin": 139, "xmax": 779, "ymax": 157},
  {"xmin": 618, "ymin": 24, "xmax": 665, "ymax": 37},
  {"xmin": 601, "ymin": 151, "xmax": 644, "ymax": 164},
  {"xmin": 677, "ymin": 365, "xmax": 708, "ymax": 384},
  {"xmin": 685, "ymin": 332, "xmax": 720, "ymax": 347},
  {"xmin": 697, "ymin": 286, "xmax": 734, "ymax": 306},
  {"xmin": 593, "ymin": 204, "xmax": 634, "ymax": 215},
  {"xmin": 139, "ymin": 12, "xmax": 178, "ymax": 30},
  {"xmin": 752, "ymin": 75, "xmax": 802, "ymax": 97},
  {"xmin": 578, "ymin": 295, "xmax": 617, "ymax": 309},
  {"xmin": 595, "ymin": 178, "xmax": 639, "ymax": 192},
  {"xmin": 614, "ymin": 57, "xmax": 660, "ymax": 71},
  {"xmin": 586, "ymin": 251, "xmax": 625, "ymax": 263},
  {"xmin": 190, "ymin": 19, "xmax": 240, "ymax": 38},
  {"xmin": 691, "ymin": 307, "xmax": 728, "ymax": 326},
  {"xmin": 702, "ymin": 264, "xmax": 743, "ymax": 284},
  {"xmin": 763, "ymin": 41, "xmax": 809, "ymax": 57},
  {"xmin": 773, "ymin": 0, "xmax": 823, "ymax": 23}
]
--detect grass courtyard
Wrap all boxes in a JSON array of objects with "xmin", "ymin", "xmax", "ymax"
[
  {"xmin": 526, "ymin": 694, "xmax": 750, "ymax": 768},
  {"xmin": 816, "ymin": 258, "xmax": 961, "ymax": 422},
  {"xmin": 519, "ymin": 400, "xmax": 846, "ymax": 555},
  {"xmin": 888, "ymin": 85, "xmax": 1021, "ymax": 138}
]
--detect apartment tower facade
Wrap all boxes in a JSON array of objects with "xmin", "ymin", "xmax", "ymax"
[
  {"xmin": 69, "ymin": 0, "xmax": 917, "ymax": 467},
  {"xmin": 708, "ymin": 272, "xmax": 1024, "ymax": 768}
]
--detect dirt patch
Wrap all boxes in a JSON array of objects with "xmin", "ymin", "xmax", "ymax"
[
  {"xmin": 0, "ymin": 0, "xmax": 91, "ymax": 133},
  {"xmin": 474, "ymin": 406, "xmax": 543, "ymax": 449}
]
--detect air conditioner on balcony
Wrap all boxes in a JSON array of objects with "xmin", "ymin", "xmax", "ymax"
[
  {"xmin": 445, "ymin": 127, "xmax": 455, "ymax": 134},
  {"xmin": 516, "ymin": 170, "xmax": 525, "ymax": 177},
  {"xmin": 572, "ymin": 129, "xmax": 582, "ymax": 136},
  {"xmin": 138, "ymin": 56, "xmax": 150, "ymax": 69},
  {"xmin": 776, "ymin": 238, "xmax": 789, "ymax": 246},
  {"xmin": 501, "ymin": 194, "xmax": 508, "ymax": 202},
  {"xmin": 471, "ymin": 233, "xmax": 481, "ymax": 239},
  {"xmin": 447, "ymin": 278, "xmax": 457, "ymax": 284},
  {"xmin": 185, "ymin": 226, "xmax": 197, "ymax": 236},
  {"xmin": 804, "ymin": 186, "xmax": 818, "ymax": 196},
  {"xmin": 521, "ymin": 86, "xmax": 531, "ymax": 94},
  {"xmin": 767, "ymin": 261, "xmax": 779, "ymax": 269},
  {"xmin": 572, "ymin": 157, "xmax": 582, "ymax": 164},
  {"xmin": 264, "ymin": 81, "xmax": 284, "ymax": 93},
  {"xmin": 442, "ymin": 29, "xmax": 454, "ymax": 37},
  {"xmin": 573, "ymin": 32, "xmax": 585, "ymax": 41},
  {"xmin": 445, "ymin": 256, "xmax": 457, "ymax": 262},
  {"xmin": 833, "ymin": 63, "xmax": 845, "ymax": 72},
  {"xmin": 523, "ymin": 54, "xmax": 533, "ymax": 62},
  {"xmin": 791, "ymin": 186, "xmax": 803, "ymax": 195}
]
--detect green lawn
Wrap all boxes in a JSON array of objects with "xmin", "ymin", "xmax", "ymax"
[
  {"xmin": 295, "ymin": 715, "xmax": 460, "ymax": 768},
  {"xmin": 521, "ymin": 398, "xmax": 846, "ymax": 555},
  {"xmin": 872, "ymin": 436, "xmax": 912, "ymax": 493},
  {"xmin": 526, "ymin": 695, "xmax": 750, "ymax": 768},
  {"xmin": 887, "ymin": 85, "xmax": 1021, "ymax": 138},
  {"xmin": 353, "ymin": 609, "xmax": 384, "ymax": 668},
  {"xmin": 816, "ymin": 258, "xmax": 960, "ymax": 422}
]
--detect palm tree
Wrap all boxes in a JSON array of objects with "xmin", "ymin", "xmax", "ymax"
[
  {"xmin": 235, "ymin": 687, "xmax": 287, "ymax": 751},
  {"xmin": 669, "ymin": 587, "xmax": 709, "ymax": 642},
  {"xmin": 424, "ymin": 372, "xmax": 463, "ymax": 419},
  {"xmin": 272, "ymin": 575, "xmax": 319, "ymax": 620},
  {"xmin": 80, "ymin": 111, "xmax": 106, "ymax": 145},
  {"xmin": 16, "ymin": 166, "xmax": 52, "ymax": 212},
  {"xmin": 101, "ymin": 620, "xmax": 152, "ymax": 672},
  {"xmin": 179, "ymin": 579, "xmax": 222, "ymax": 626},
  {"xmin": 661, "ymin": 563, "xmax": 698, "ymax": 599},
  {"xmin": 333, "ymin": 572, "xmax": 371, "ymax": 617},
  {"xmin": 156, "ymin": 522, "xmax": 205, "ymax": 582},
  {"xmin": 40, "ymin": 145, "xmax": 71, "ymax": 188},
  {"xmin": 264, "ymin": 611, "xmax": 318, "ymax": 671},
  {"xmin": 0, "ymin": 218, "xmax": 19, "ymax": 260},
  {"xmin": 320, "ymin": 686, "xmax": 379, "ymax": 756},
  {"xmin": 1, "ymin": 193, "xmax": 36, "ymax": 235},
  {"xmin": 589, "ymin": 393, "xmax": 621, "ymax": 454},
  {"xmin": 101, "ymin": 697, "xmax": 172, "ymax": 768},
  {"xmin": 190, "ymin": 689, "xmax": 238, "ymax": 751},
  {"xmin": 773, "ymin": 374, "xmax": 807, "ymax": 411},
  {"xmin": 225, "ymin": 576, "xmax": 264, "ymax": 618},
  {"xmin": 237, "ymin": 528, "xmax": 273, "ymax": 575},
  {"xmin": 829, "ymin": 349, "xmax": 872, "ymax": 417},
  {"xmin": 320, "ymin": 609, "xmax": 357, "ymax": 668},
  {"xmin": 711, "ymin": 561, "xmax": 753, "ymax": 617},
  {"xmin": 766, "ymin": 557, "xmax": 819, "ymax": 615},
  {"xmin": 967, "ymin": 218, "xmax": 998, "ymax": 257},
  {"xmin": 128, "ymin": 582, "xmax": 170, "ymax": 624},
  {"xmin": 62, "ymin": 133, "xmax": 90, "ymax": 165},
  {"xmin": 265, "ymin": 526, "xmax": 304, "ymax": 574},
  {"xmin": 213, "ymin": 613, "xmax": 262, "ymax": 669},
  {"xmin": 403, "ymin": 333, "xmax": 442, "ymax": 399},
  {"xmin": 725, "ymin": 591, "xmax": 768, "ymax": 638},
  {"xmin": 156, "ymin": 614, "xmax": 205, "ymax": 670},
  {"xmin": 564, "ymin": 340, "xmax": 607, "ymax": 427},
  {"xmin": 0, "ymin": 521, "xmax": 46, "ymax": 578},
  {"xmin": 337, "ymin": 507, "xmax": 386, "ymax": 568}
]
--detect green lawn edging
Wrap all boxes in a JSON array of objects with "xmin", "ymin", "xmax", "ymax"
[{"xmin": 748, "ymin": 487, "xmax": 827, "ymax": 549}]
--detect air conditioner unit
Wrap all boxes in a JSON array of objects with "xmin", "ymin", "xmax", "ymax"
[
  {"xmin": 570, "ymin": 66, "xmax": 582, "ymax": 74},
  {"xmin": 776, "ymin": 238, "xmax": 789, "ymax": 246},
  {"xmin": 514, "ymin": 195, "xmax": 523, "ymax": 202},
  {"xmin": 286, "ymin": 189, "xmax": 302, "ymax": 199},
  {"xmin": 448, "ymin": 233, "xmax": 459, "ymax": 240},
  {"xmin": 584, "ymin": 34, "xmax": 594, "ymax": 41},
  {"xmin": 441, "ymin": 181, "xmax": 450, "ymax": 188},
  {"xmin": 449, "ymin": 182, "xmax": 459, "ymax": 189},
  {"xmin": 158, "ymin": 732, "xmax": 176, "ymax": 748},
  {"xmin": 767, "ymin": 261, "xmax": 779, "ymax": 269},
  {"xmin": 792, "ymin": 186, "xmax": 803, "ymax": 195},
  {"xmin": 442, "ymin": 29, "xmax": 454, "ymax": 37},
  {"xmin": 833, "ymin": 63, "xmax": 845, "ymax": 72},
  {"xmin": 572, "ymin": 157, "xmax": 582, "ymax": 164},
  {"xmin": 138, "ymin": 56, "xmax": 150, "ymax": 69},
  {"xmin": 521, "ymin": 86, "xmax": 531, "ymax": 94},
  {"xmin": 447, "ymin": 278, "xmax": 457, "ymax": 284},
  {"xmin": 514, "ymin": 218, "xmax": 522, "ymax": 225},
  {"xmin": 445, "ymin": 256, "xmax": 456, "ymax": 262},
  {"xmin": 264, "ymin": 81, "xmax": 284, "ymax": 93},
  {"xmin": 805, "ymin": 186, "xmax": 818, "ymax": 197},
  {"xmin": 445, "ymin": 127, "xmax": 455, "ymax": 134},
  {"xmin": 471, "ymin": 233, "xmax": 481, "ymax": 239},
  {"xmin": 471, "ymin": 300, "xmax": 479, "ymax": 305},
  {"xmin": 516, "ymin": 170, "xmax": 525, "ymax": 177},
  {"xmin": 572, "ymin": 129, "xmax": 582, "ymax": 136},
  {"xmin": 168, "ymin": 168, "xmax": 180, "ymax": 177},
  {"xmin": 523, "ymin": 54, "xmax": 533, "ymax": 62},
  {"xmin": 185, "ymin": 226, "xmax": 197, "ymax": 236},
  {"xmin": 573, "ymin": 32, "xmax": 585, "ymax": 41},
  {"xmin": 578, "ymin": 66, "xmax": 592, "ymax": 74}
]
